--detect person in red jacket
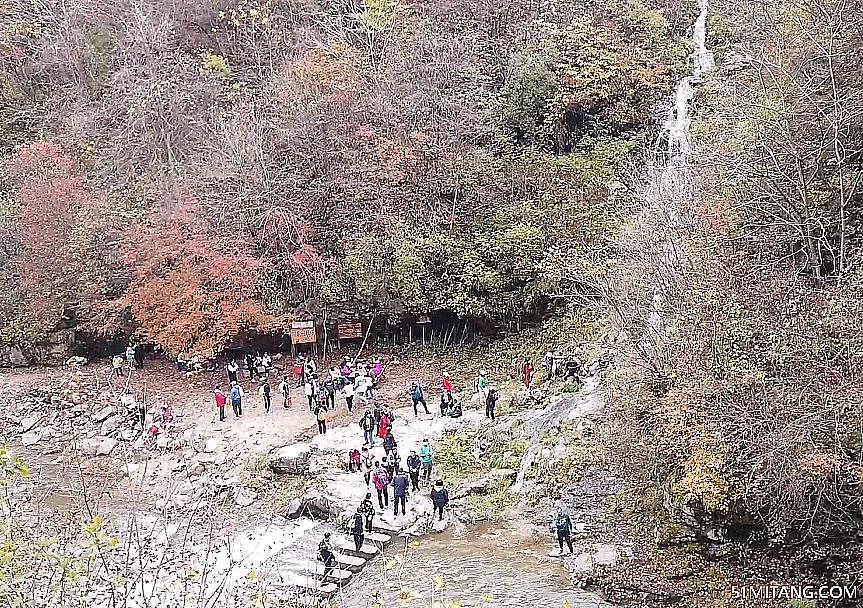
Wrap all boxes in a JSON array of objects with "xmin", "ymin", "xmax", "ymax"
[
  {"xmin": 214, "ymin": 386, "xmax": 227, "ymax": 422},
  {"xmin": 378, "ymin": 413, "xmax": 391, "ymax": 440},
  {"xmin": 443, "ymin": 372, "xmax": 454, "ymax": 393},
  {"xmin": 522, "ymin": 359, "xmax": 535, "ymax": 388}
]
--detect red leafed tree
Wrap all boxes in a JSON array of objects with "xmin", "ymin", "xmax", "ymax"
[
  {"xmin": 8, "ymin": 141, "xmax": 111, "ymax": 337},
  {"xmin": 122, "ymin": 195, "xmax": 286, "ymax": 357}
]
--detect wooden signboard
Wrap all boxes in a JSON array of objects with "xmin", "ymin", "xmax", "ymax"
[
  {"xmin": 290, "ymin": 320, "xmax": 317, "ymax": 344},
  {"xmin": 337, "ymin": 322, "xmax": 363, "ymax": 340}
]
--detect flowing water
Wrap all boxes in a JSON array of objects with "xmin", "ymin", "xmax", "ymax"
[{"xmin": 339, "ymin": 525, "xmax": 607, "ymax": 608}]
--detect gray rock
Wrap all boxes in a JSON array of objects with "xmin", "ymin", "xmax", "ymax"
[
  {"xmin": 234, "ymin": 488, "xmax": 257, "ymax": 507},
  {"xmin": 81, "ymin": 438, "xmax": 103, "ymax": 456},
  {"xmin": 20, "ymin": 416, "xmax": 40, "ymax": 433},
  {"xmin": 100, "ymin": 415, "xmax": 120, "ymax": 436},
  {"xmin": 21, "ymin": 432, "xmax": 41, "ymax": 447},
  {"xmin": 118, "ymin": 429, "xmax": 136, "ymax": 441},
  {"xmin": 0, "ymin": 346, "xmax": 29, "ymax": 367},
  {"xmin": 65, "ymin": 356, "xmax": 88, "ymax": 366},
  {"xmin": 96, "ymin": 437, "xmax": 117, "ymax": 456},
  {"xmin": 92, "ymin": 406, "xmax": 115, "ymax": 423},
  {"xmin": 204, "ymin": 438, "xmax": 218, "ymax": 453},
  {"xmin": 269, "ymin": 443, "xmax": 313, "ymax": 475}
]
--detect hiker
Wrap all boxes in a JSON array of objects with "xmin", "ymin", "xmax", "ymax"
[
  {"xmin": 431, "ymin": 480, "xmax": 449, "ymax": 521},
  {"xmin": 304, "ymin": 357, "xmax": 317, "ymax": 383},
  {"xmin": 385, "ymin": 450, "xmax": 398, "ymax": 480},
  {"xmin": 261, "ymin": 352, "xmax": 272, "ymax": 375},
  {"xmin": 372, "ymin": 358, "xmax": 383, "ymax": 382},
  {"xmin": 372, "ymin": 403, "xmax": 383, "ymax": 434},
  {"xmin": 244, "ymin": 353, "xmax": 255, "ymax": 381},
  {"xmin": 360, "ymin": 492, "xmax": 376, "ymax": 531},
  {"xmin": 372, "ymin": 461, "xmax": 390, "ymax": 509},
  {"xmin": 407, "ymin": 450, "xmax": 421, "ymax": 492},
  {"xmin": 260, "ymin": 380, "xmax": 272, "ymax": 414},
  {"xmin": 360, "ymin": 410, "xmax": 375, "ymax": 447},
  {"xmin": 392, "ymin": 469, "xmax": 409, "ymax": 517},
  {"xmin": 318, "ymin": 532, "xmax": 337, "ymax": 578},
  {"xmin": 449, "ymin": 400, "xmax": 463, "ymax": 418},
  {"xmin": 486, "ymin": 387, "xmax": 499, "ymax": 421},
  {"xmin": 304, "ymin": 377, "xmax": 316, "ymax": 411},
  {"xmin": 277, "ymin": 376, "xmax": 291, "ymax": 409},
  {"xmin": 161, "ymin": 404, "xmax": 173, "ymax": 425},
  {"xmin": 133, "ymin": 344, "xmax": 145, "ymax": 369},
  {"xmin": 315, "ymin": 403, "xmax": 328, "ymax": 434},
  {"xmin": 125, "ymin": 345, "xmax": 136, "ymax": 370},
  {"xmin": 554, "ymin": 507, "xmax": 574, "ymax": 555},
  {"xmin": 542, "ymin": 352, "xmax": 555, "ymax": 382},
  {"xmin": 420, "ymin": 439, "xmax": 434, "ymax": 485},
  {"xmin": 383, "ymin": 429, "xmax": 397, "ymax": 457},
  {"xmin": 112, "ymin": 354, "xmax": 124, "ymax": 377},
  {"xmin": 352, "ymin": 507, "xmax": 365, "ymax": 552},
  {"xmin": 378, "ymin": 411, "xmax": 391, "ymax": 441},
  {"xmin": 362, "ymin": 446, "xmax": 375, "ymax": 485},
  {"xmin": 440, "ymin": 390, "xmax": 454, "ymax": 417},
  {"xmin": 226, "ymin": 359, "xmax": 239, "ymax": 384},
  {"xmin": 342, "ymin": 380, "xmax": 355, "ymax": 413},
  {"xmin": 293, "ymin": 357, "xmax": 304, "ymax": 387},
  {"xmin": 323, "ymin": 377, "xmax": 336, "ymax": 409},
  {"xmin": 443, "ymin": 372, "xmax": 454, "ymax": 393},
  {"xmin": 214, "ymin": 386, "xmax": 227, "ymax": 422},
  {"xmin": 230, "ymin": 382, "xmax": 244, "ymax": 418},
  {"xmin": 476, "ymin": 370, "xmax": 489, "ymax": 401},
  {"xmin": 522, "ymin": 359, "xmax": 534, "ymax": 388},
  {"xmin": 349, "ymin": 448, "xmax": 362, "ymax": 473},
  {"xmin": 410, "ymin": 381, "xmax": 430, "ymax": 417}
]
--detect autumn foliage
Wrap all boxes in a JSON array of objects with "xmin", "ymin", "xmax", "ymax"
[{"xmin": 122, "ymin": 196, "xmax": 286, "ymax": 357}]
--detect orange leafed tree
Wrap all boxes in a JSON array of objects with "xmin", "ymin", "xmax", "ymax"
[
  {"xmin": 122, "ymin": 195, "xmax": 286, "ymax": 357},
  {"xmin": 9, "ymin": 141, "xmax": 111, "ymax": 336}
]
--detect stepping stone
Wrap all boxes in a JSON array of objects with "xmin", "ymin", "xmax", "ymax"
[
  {"xmin": 358, "ymin": 531, "xmax": 391, "ymax": 544},
  {"xmin": 333, "ymin": 552, "xmax": 365, "ymax": 572},
  {"xmin": 296, "ymin": 562, "xmax": 352, "ymax": 582},
  {"xmin": 371, "ymin": 520, "xmax": 401, "ymax": 535},
  {"xmin": 333, "ymin": 536, "xmax": 381, "ymax": 557}
]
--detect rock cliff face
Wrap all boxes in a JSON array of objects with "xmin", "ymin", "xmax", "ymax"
[{"xmin": 1, "ymin": 329, "xmax": 75, "ymax": 366}]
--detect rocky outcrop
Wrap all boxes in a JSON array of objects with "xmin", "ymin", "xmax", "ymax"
[{"xmin": 268, "ymin": 443, "xmax": 314, "ymax": 475}]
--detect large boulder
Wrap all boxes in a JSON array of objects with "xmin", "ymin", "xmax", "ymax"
[
  {"xmin": 92, "ymin": 406, "xmax": 115, "ymax": 423},
  {"xmin": 454, "ymin": 468, "xmax": 517, "ymax": 498},
  {"xmin": 269, "ymin": 443, "xmax": 313, "ymax": 475},
  {"xmin": 100, "ymin": 415, "xmax": 121, "ymax": 436}
]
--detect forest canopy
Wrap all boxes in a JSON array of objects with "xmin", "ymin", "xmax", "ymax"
[{"xmin": 0, "ymin": 0, "xmax": 687, "ymax": 355}]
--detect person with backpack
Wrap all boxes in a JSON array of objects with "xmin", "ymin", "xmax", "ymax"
[
  {"xmin": 230, "ymin": 382, "xmax": 243, "ymax": 418},
  {"xmin": 360, "ymin": 410, "xmax": 375, "ymax": 447},
  {"xmin": 406, "ymin": 450, "xmax": 421, "ymax": 492},
  {"xmin": 244, "ymin": 353, "xmax": 256, "ymax": 381},
  {"xmin": 351, "ymin": 507, "xmax": 365, "ymax": 552},
  {"xmin": 293, "ymin": 357, "xmax": 304, "ymax": 387},
  {"xmin": 318, "ymin": 532, "xmax": 337, "ymax": 578},
  {"xmin": 383, "ymin": 429, "xmax": 397, "ymax": 457},
  {"xmin": 372, "ymin": 461, "xmax": 390, "ymax": 509},
  {"xmin": 323, "ymin": 377, "xmax": 336, "ymax": 409},
  {"xmin": 314, "ymin": 403, "xmax": 328, "ymax": 434},
  {"xmin": 360, "ymin": 492, "xmax": 376, "ymax": 532},
  {"xmin": 522, "ymin": 359, "xmax": 534, "ymax": 388},
  {"xmin": 259, "ymin": 380, "xmax": 272, "ymax": 415},
  {"xmin": 392, "ymin": 469, "xmax": 409, "ymax": 517},
  {"xmin": 410, "ymin": 381, "xmax": 430, "ymax": 417},
  {"xmin": 277, "ymin": 376, "xmax": 291, "ymax": 409},
  {"xmin": 486, "ymin": 387, "xmax": 499, "ymax": 421},
  {"xmin": 431, "ymin": 480, "xmax": 449, "ymax": 521},
  {"xmin": 226, "ymin": 359, "xmax": 239, "ymax": 384},
  {"xmin": 420, "ymin": 439, "xmax": 434, "ymax": 485},
  {"xmin": 342, "ymin": 380, "xmax": 355, "ymax": 413},
  {"xmin": 372, "ymin": 403, "xmax": 383, "ymax": 434},
  {"xmin": 361, "ymin": 446, "xmax": 375, "ymax": 485},
  {"xmin": 214, "ymin": 386, "xmax": 227, "ymax": 422},
  {"xmin": 554, "ymin": 507, "xmax": 574, "ymax": 555},
  {"xmin": 125, "ymin": 345, "xmax": 137, "ymax": 371},
  {"xmin": 304, "ymin": 376, "xmax": 316, "ymax": 411}
]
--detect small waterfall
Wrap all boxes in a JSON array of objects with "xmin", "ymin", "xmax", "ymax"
[{"xmin": 511, "ymin": 376, "xmax": 603, "ymax": 494}]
